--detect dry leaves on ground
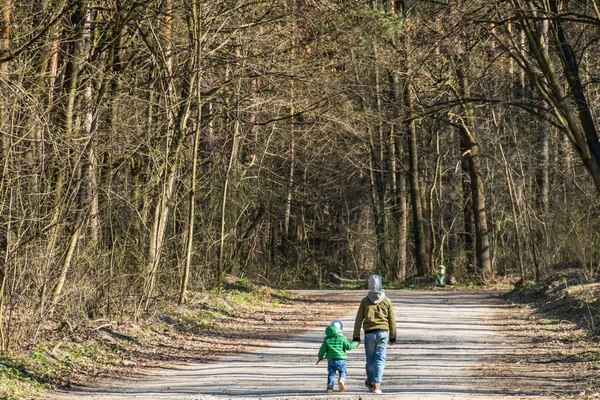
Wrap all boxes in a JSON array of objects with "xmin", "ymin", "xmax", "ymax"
[{"xmin": 479, "ymin": 300, "xmax": 600, "ymax": 399}]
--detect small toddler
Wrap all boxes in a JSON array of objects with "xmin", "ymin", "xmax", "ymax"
[{"xmin": 317, "ymin": 319, "xmax": 359, "ymax": 393}]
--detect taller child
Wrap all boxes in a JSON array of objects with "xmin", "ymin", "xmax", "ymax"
[{"xmin": 353, "ymin": 274, "xmax": 396, "ymax": 394}]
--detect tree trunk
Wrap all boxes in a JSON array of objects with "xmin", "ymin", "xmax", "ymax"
[
  {"xmin": 180, "ymin": 0, "xmax": 201, "ymax": 305},
  {"xmin": 217, "ymin": 98, "xmax": 240, "ymax": 288},
  {"xmin": 562, "ymin": 134, "xmax": 574, "ymax": 195},
  {"xmin": 465, "ymin": 127, "xmax": 492, "ymax": 279},
  {"xmin": 283, "ymin": 83, "xmax": 294, "ymax": 257},
  {"xmin": 0, "ymin": 187, "xmax": 10, "ymax": 351},
  {"xmin": 397, "ymin": 158, "xmax": 408, "ymax": 280},
  {"xmin": 454, "ymin": 6, "xmax": 492, "ymax": 279},
  {"xmin": 0, "ymin": 1, "xmax": 10, "ymax": 344},
  {"xmin": 27, "ymin": 0, "xmax": 50, "ymax": 194},
  {"xmin": 537, "ymin": 17, "xmax": 550, "ymax": 215},
  {"xmin": 281, "ymin": 0, "xmax": 301, "ymax": 259},
  {"xmin": 0, "ymin": 0, "xmax": 8, "ymax": 70},
  {"xmin": 460, "ymin": 129, "xmax": 475, "ymax": 273},
  {"xmin": 499, "ymin": 138, "xmax": 525, "ymax": 281},
  {"xmin": 48, "ymin": 223, "xmax": 82, "ymax": 317},
  {"xmin": 142, "ymin": 0, "xmax": 189, "ymax": 309},
  {"xmin": 429, "ymin": 133, "xmax": 441, "ymax": 270},
  {"xmin": 283, "ymin": 9, "xmax": 296, "ymax": 258},
  {"xmin": 404, "ymin": 81, "xmax": 427, "ymax": 276},
  {"xmin": 390, "ymin": 70, "xmax": 407, "ymax": 281},
  {"xmin": 98, "ymin": 0, "xmax": 124, "ymax": 314},
  {"xmin": 47, "ymin": 0, "xmax": 88, "ymax": 316},
  {"xmin": 217, "ymin": 42, "xmax": 244, "ymax": 287},
  {"xmin": 456, "ymin": 108, "xmax": 492, "ymax": 279},
  {"xmin": 0, "ymin": 0, "xmax": 9, "ymax": 159},
  {"xmin": 372, "ymin": 42, "xmax": 389, "ymax": 274},
  {"xmin": 83, "ymin": 9, "xmax": 99, "ymax": 246}
]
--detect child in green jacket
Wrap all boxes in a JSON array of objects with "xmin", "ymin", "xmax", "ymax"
[{"xmin": 317, "ymin": 319, "xmax": 359, "ymax": 393}]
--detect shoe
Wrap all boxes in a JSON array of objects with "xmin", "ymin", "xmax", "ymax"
[
  {"xmin": 372, "ymin": 383, "xmax": 382, "ymax": 394},
  {"xmin": 365, "ymin": 380, "xmax": 373, "ymax": 391},
  {"xmin": 326, "ymin": 387, "xmax": 334, "ymax": 393},
  {"xmin": 339, "ymin": 380, "xmax": 346, "ymax": 392}
]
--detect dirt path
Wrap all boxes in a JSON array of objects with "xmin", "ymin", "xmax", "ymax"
[{"xmin": 48, "ymin": 290, "xmax": 583, "ymax": 399}]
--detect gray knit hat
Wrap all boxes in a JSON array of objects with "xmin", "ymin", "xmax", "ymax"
[
  {"xmin": 367, "ymin": 274, "xmax": 385, "ymax": 304},
  {"xmin": 368, "ymin": 274, "xmax": 383, "ymax": 292}
]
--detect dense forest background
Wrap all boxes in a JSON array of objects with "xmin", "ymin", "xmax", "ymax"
[{"xmin": 1, "ymin": 0, "xmax": 600, "ymax": 351}]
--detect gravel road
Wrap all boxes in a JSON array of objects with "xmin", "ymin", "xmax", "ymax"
[{"xmin": 48, "ymin": 290, "xmax": 566, "ymax": 400}]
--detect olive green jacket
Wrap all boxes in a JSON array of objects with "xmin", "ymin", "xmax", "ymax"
[{"xmin": 352, "ymin": 296, "xmax": 396, "ymax": 342}]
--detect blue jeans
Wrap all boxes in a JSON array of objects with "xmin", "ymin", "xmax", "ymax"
[
  {"xmin": 327, "ymin": 359, "xmax": 347, "ymax": 388},
  {"xmin": 364, "ymin": 330, "xmax": 389, "ymax": 384}
]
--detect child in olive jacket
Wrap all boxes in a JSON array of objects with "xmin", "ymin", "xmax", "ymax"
[
  {"xmin": 317, "ymin": 320, "xmax": 359, "ymax": 393},
  {"xmin": 353, "ymin": 274, "xmax": 396, "ymax": 394}
]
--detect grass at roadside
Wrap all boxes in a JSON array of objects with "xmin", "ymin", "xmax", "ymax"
[{"xmin": 0, "ymin": 355, "xmax": 53, "ymax": 400}]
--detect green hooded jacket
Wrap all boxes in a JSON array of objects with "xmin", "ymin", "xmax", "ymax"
[{"xmin": 317, "ymin": 325, "xmax": 358, "ymax": 360}]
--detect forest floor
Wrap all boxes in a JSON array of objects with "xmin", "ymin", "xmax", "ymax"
[
  {"xmin": 35, "ymin": 278, "xmax": 600, "ymax": 400},
  {"xmin": 4, "ymin": 283, "xmax": 362, "ymax": 399}
]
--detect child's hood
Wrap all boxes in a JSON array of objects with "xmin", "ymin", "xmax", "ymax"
[{"xmin": 325, "ymin": 325, "xmax": 343, "ymax": 337}]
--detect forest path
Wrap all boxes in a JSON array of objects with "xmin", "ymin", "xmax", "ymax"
[{"xmin": 50, "ymin": 290, "xmax": 575, "ymax": 400}]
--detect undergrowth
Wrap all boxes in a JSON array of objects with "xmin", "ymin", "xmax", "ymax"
[
  {"xmin": 0, "ymin": 280, "xmax": 290, "ymax": 400},
  {"xmin": 508, "ymin": 271, "xmax": 600, "ymax": 336}
]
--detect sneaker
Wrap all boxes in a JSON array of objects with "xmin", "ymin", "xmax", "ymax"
[
  {"xmin": 339, "ymin": 380, "xmax": 346, "ymax": 392},
  {"xmin": 326, "ymin": 387, "xmax": 334, "ymax": 393},
  {"xmin": 365, "ymin": 380, "xmax": 373, "ymax": 391},
  {"xmin": 372, "ymin": 383, "xmax": 382, "ymax": 394}
]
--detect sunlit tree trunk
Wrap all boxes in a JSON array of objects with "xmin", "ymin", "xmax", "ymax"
[
  {"xmin": 455, "ymin": 0, "xmax": 492, "ymax": 279},
  {"xmin": 499, "ymin": 138, "xmax": 525, "ymax": 281},
  {"xmin": 83, "ymin": 8, "xmax": 99, "ymax": 246},
  {"xmin": 217, "ymin": 75, "xmax": 241, "ymax": 288},
  {"xmin": 146, "ymin": 0, "xmax": 198, "ymax": 301},
  {"xmin": 537, "ymin": 17, "xmax": 550, "ymax": 215},
  {"xmin": 459, "ymin": 125, "xmax": 475, "ymax": 272},
  {"xmin": 283, "ymin": 0, "xmax": 296, "ymax": 257},
  {"xmin": 390, "ymin": 70, "xmax": 407, "ymax": 281},
  {"xmin": 404, "ymin": 81, "xmax": 427, "ymax": 276},
  {"xmin": 143, "ymin": 0, "xmax": 178, "ymax": 308},
  {"xmin": 180, "ymin": 0, "xmax": 201, "ymax": 304},
  {"xmin": 429, "ymin": 132, "xmax": 441, "ymax": 270},
  {"xmin": 48, "ymin": 0, "xmax": 88, "ymax": 317},
  {"xmin": 0, "ymin": 0, "xmax": 10, "ymax": 350},
  {"xmin": 0, "ymin": 0, "xmax": 9, "ymax": 158},
  {"xmin": 372, "ymin": 42, "xmax": 389, "ymax": 274},
  {"xmin": 456, "ymin": 80, "xmax": 492, "ymax": 279}
]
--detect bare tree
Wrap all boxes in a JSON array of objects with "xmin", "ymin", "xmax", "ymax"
[{"xmin": 508, "ymin": 0, "xmax": 600, "ymax": 192}]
